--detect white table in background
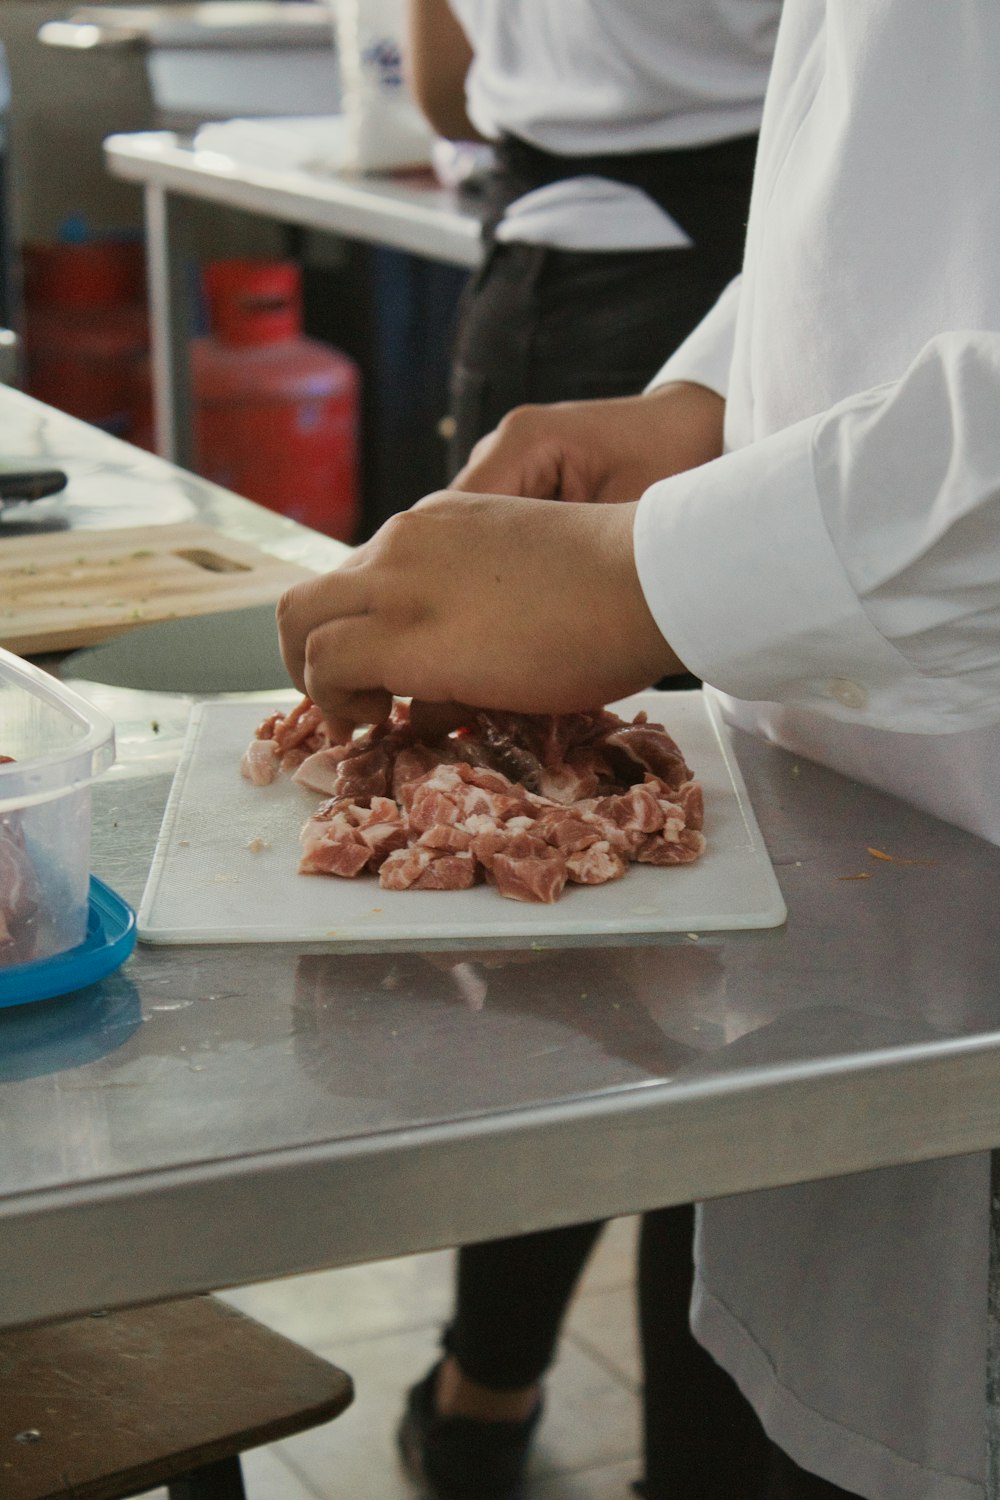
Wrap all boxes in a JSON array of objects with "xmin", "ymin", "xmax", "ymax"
[{"xmin": 104, "ymin": 129, "xmax": 483, "ymax": 468}]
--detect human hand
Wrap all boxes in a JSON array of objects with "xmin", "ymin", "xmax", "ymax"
[
  {"xmin": 277, "ymin": 491, "xmax": 685, "ymax": 734},
  {"xmin": 453, "ymin": 381, "xmax": 725, "ymax": 502}
]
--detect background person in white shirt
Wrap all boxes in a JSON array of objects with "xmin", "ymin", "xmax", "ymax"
[
  {"xmin": 408, "ymin": 0, "xmax": 779, "ymax": 472},
  {"xmin": 281, "ymin": 2, "xmax": 1000, "ymax": 1498}
]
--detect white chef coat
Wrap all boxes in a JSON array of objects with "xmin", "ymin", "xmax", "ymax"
[
  {"xmin": 633, "ymin": 3, "xmax": 1000, "ymax": 1497},
  {"xmin": 445, "ymin": 0, "xmax": 780, "ymax": 251}
]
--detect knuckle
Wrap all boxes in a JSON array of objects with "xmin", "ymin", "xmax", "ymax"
[
  {"xmin": 274, "ymin": 586, "xmax": 297, "ymax": 628},
  {"xmin": 497, "ymin": 403, "xmax": 540, "ymax": 438},
  {"xmin": 367, "ymin": 510, "xmax": 415, "ymax": 566},
  {"xmin": 376, "ymin": 509, "xmax": 410, "ymax": 544},
  {"xmin": 401, "ymin": 491, "xmax": 464, "ymax": 530},
  {"xmin": 302, "ymin": 628, "xmax": 328, "ymax": 677},
  {"xmin": 377, "ymin": 504, "xmax": 436, "ymax": 545},
  {"xmin": 411, "ymin": 488, "xmax": 453, "ymax": 512}
]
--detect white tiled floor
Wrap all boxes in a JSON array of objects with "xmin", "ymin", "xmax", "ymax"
[{"xmin": 183, "ymin": 1216, "xmax": 644, "ymax": 1500}]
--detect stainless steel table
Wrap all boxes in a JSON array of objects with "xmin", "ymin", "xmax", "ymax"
[
  {"xmin": 2, "ymin": 390, "xmax": 1000, "ymax": 1484},
  {"xmin": 104, "ymin": 129, "xmax": 483, "ymax": 468}
]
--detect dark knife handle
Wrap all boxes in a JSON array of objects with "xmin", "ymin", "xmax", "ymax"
[{"xmin": 0, "ymin": 469, "xmax": 69, "ymax": 502}]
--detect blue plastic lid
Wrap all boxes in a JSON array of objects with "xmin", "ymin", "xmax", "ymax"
[{"xmin": 0, "ymin": 877, "xmax": 137, "ymax": 1008}]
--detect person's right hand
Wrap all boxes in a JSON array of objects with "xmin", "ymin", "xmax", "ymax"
[
  {"xmin": 277, "ymin": 490, "xmax": 685, "ymax": 736},
  {"xmin": 453, "ymin": 380, "xmax": 726, "ymax": 502}
]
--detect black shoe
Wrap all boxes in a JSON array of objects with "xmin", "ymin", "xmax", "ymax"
[{"xmin": 397, "ymin": 1362, "xmax": 542, "ymax": 1500}]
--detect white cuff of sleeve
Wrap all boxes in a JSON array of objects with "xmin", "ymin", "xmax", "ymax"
[
  {"xmin": 633, "ymin": 417, "xmax": 918, "ymax": 718},
  {"xmin": 645, "ymin": 277, "xmax": 741, "ymax": 399}
]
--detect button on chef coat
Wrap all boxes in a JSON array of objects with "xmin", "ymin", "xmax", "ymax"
[
  {"xmin": 630, "ymin": 3, "xmax": 1000, "ymax": 1497},
  {"xmin": 828, "ymin": 679, "xmax": 868, "ymax": 711}
]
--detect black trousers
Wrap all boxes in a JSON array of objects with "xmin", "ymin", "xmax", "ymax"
[
  {"xmin": 446, "ymin": 1208, "xmax": 856, "ymax": 1500},
  {"xmin": 443, "ymin": 201, "xmax": 859, "ymax": 1500},
  {"xmin": 448, "ymin": 235, "xmax": 740, "ymax": 476}
]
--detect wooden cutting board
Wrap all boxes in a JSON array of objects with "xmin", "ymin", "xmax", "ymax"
[{"xmin": 0, "ymin": 522, "xmax": 313, "ymax": 655}]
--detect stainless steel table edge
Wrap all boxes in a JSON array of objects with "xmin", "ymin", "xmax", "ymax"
[{"xmin": 4, "ymin": 1029, "xmax": 1000, "ymax": 1329}]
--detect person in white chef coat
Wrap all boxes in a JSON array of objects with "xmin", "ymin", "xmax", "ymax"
[
  {"xmin": 398, "ymin": 7, "xmax": 783, "ymax": 1500},
  {"xmin": 279, "ymin": 3, "xmax": 1000, "ymax": 1499}
]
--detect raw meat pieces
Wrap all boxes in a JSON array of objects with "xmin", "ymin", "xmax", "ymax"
[
  {"xmin": 239, "ymin": 698, "xmax": 334, "ymax": 785},
  {"xmin": 243, "ymin": 698, "xmax": 705, "ymax": 903}
]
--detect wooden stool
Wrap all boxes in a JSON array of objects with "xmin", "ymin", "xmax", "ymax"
[{"xmin": 0, "ymin": 1296, "xmax": 354, "ymax": 1500}]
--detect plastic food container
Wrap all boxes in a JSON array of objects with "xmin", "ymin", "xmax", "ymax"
[{"xmin": 0, "ymin": 647, "xmax": 115, "ymax": 968}]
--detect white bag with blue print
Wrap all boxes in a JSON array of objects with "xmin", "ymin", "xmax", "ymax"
[{"xmin": 335, "ymin": 0, "xmax": 434, "ymax": 172}]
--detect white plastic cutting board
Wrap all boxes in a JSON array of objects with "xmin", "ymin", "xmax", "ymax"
[{"xmin": 138, "ymin": 691, "xmax": 786, "ymax": 944}]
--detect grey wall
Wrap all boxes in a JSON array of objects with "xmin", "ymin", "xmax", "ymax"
[
  {"xmin": 1, "ymin": 2, "xmax": 150, "ymax": 241},
  {"xmin": 0, "ymin": 2, "xmax": 285, "ymax": 256}
]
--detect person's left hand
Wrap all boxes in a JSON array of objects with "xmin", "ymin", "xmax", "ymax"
[{"xmin": 277, "ymin": 490, "xmax": 685, "ymax": 736}]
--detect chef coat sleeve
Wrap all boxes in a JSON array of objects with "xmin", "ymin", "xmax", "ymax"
[
  {"xmin": 633, "ymin": 331, "xmax": 1000, "ymax": 733},
  {"xmin": 645, "ymin": 275, "xmax": 742, "ymax": 399}
]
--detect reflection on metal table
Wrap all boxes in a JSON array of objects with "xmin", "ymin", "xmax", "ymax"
[{"xmin": 103, "ymin": 129, "xmax": 483, "ymax": 467}]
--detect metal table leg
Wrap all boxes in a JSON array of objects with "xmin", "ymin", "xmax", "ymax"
[
  {"xmin": 144, "ymin": 183, "xmax": 195, "ymax": 470},
  {"xmin": 987, "ymin": 1149, "xmax": 1000, "ymax": 1496}
]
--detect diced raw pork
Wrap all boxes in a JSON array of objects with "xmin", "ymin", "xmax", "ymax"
[
  {"xmin": 240, "ymin": 738, "xmax": 281, "ymax": 786},
  {"xmin": 379, "ymin": 847, "xmax": 478, "ymax": 891},
  {"xmin": 603, "ymin": 720, "xmax": 690, "ymax": 791},
  {"xmin": 566, "ymin": 841, "xmax": 627, "ymax": 885},
  {"xmin": 677, "ymin": 780, "xmax": 705, "ymax": 831},
  {"xmin": 536, "ymin": 754, "xmax": 602, "ymax": 804},
  {"xmin": 635, "ymin": 829, "xmax": 707, "ymax": 865},
  {"xmin": 244, "ymin": 696, "xmax": 705, "ymax": 902},
  {"xmin": 534, "ymin": 811, "xmax": 602, "ymax": 854},
  {"xmin": 298, "ymin": 794, "xmax": 407, "ymax": 875},
  {"xmin": 417, "ymin": 824, "xmax": 475, "ymax": 852},
  {"xmin": 292, "ymin": 747, "xmax": 350, "ymax": 795},
  {"xmin": 300, "ymin": 826, "xmax": 372, "ymax": 878},
  {"xmin": 490, "ymin": 851, "xmax": 568, "ymax": 904}
]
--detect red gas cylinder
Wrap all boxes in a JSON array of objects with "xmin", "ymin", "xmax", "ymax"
[
  {"xmin": 193, "ymin": 260, "xmax": 360, "ymax": 543},
  {"xmin": 22, "ymin": 238, "xmax": 152, "ymax": 447}
]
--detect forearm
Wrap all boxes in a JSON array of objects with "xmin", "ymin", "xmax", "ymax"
[
  {"xmin": 579, "ymin": 381, "xmax": 727, "ymax": 493},
  {"xmin": 405, "ymin": 0, "xmax": 483, "ymax": 141}
]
